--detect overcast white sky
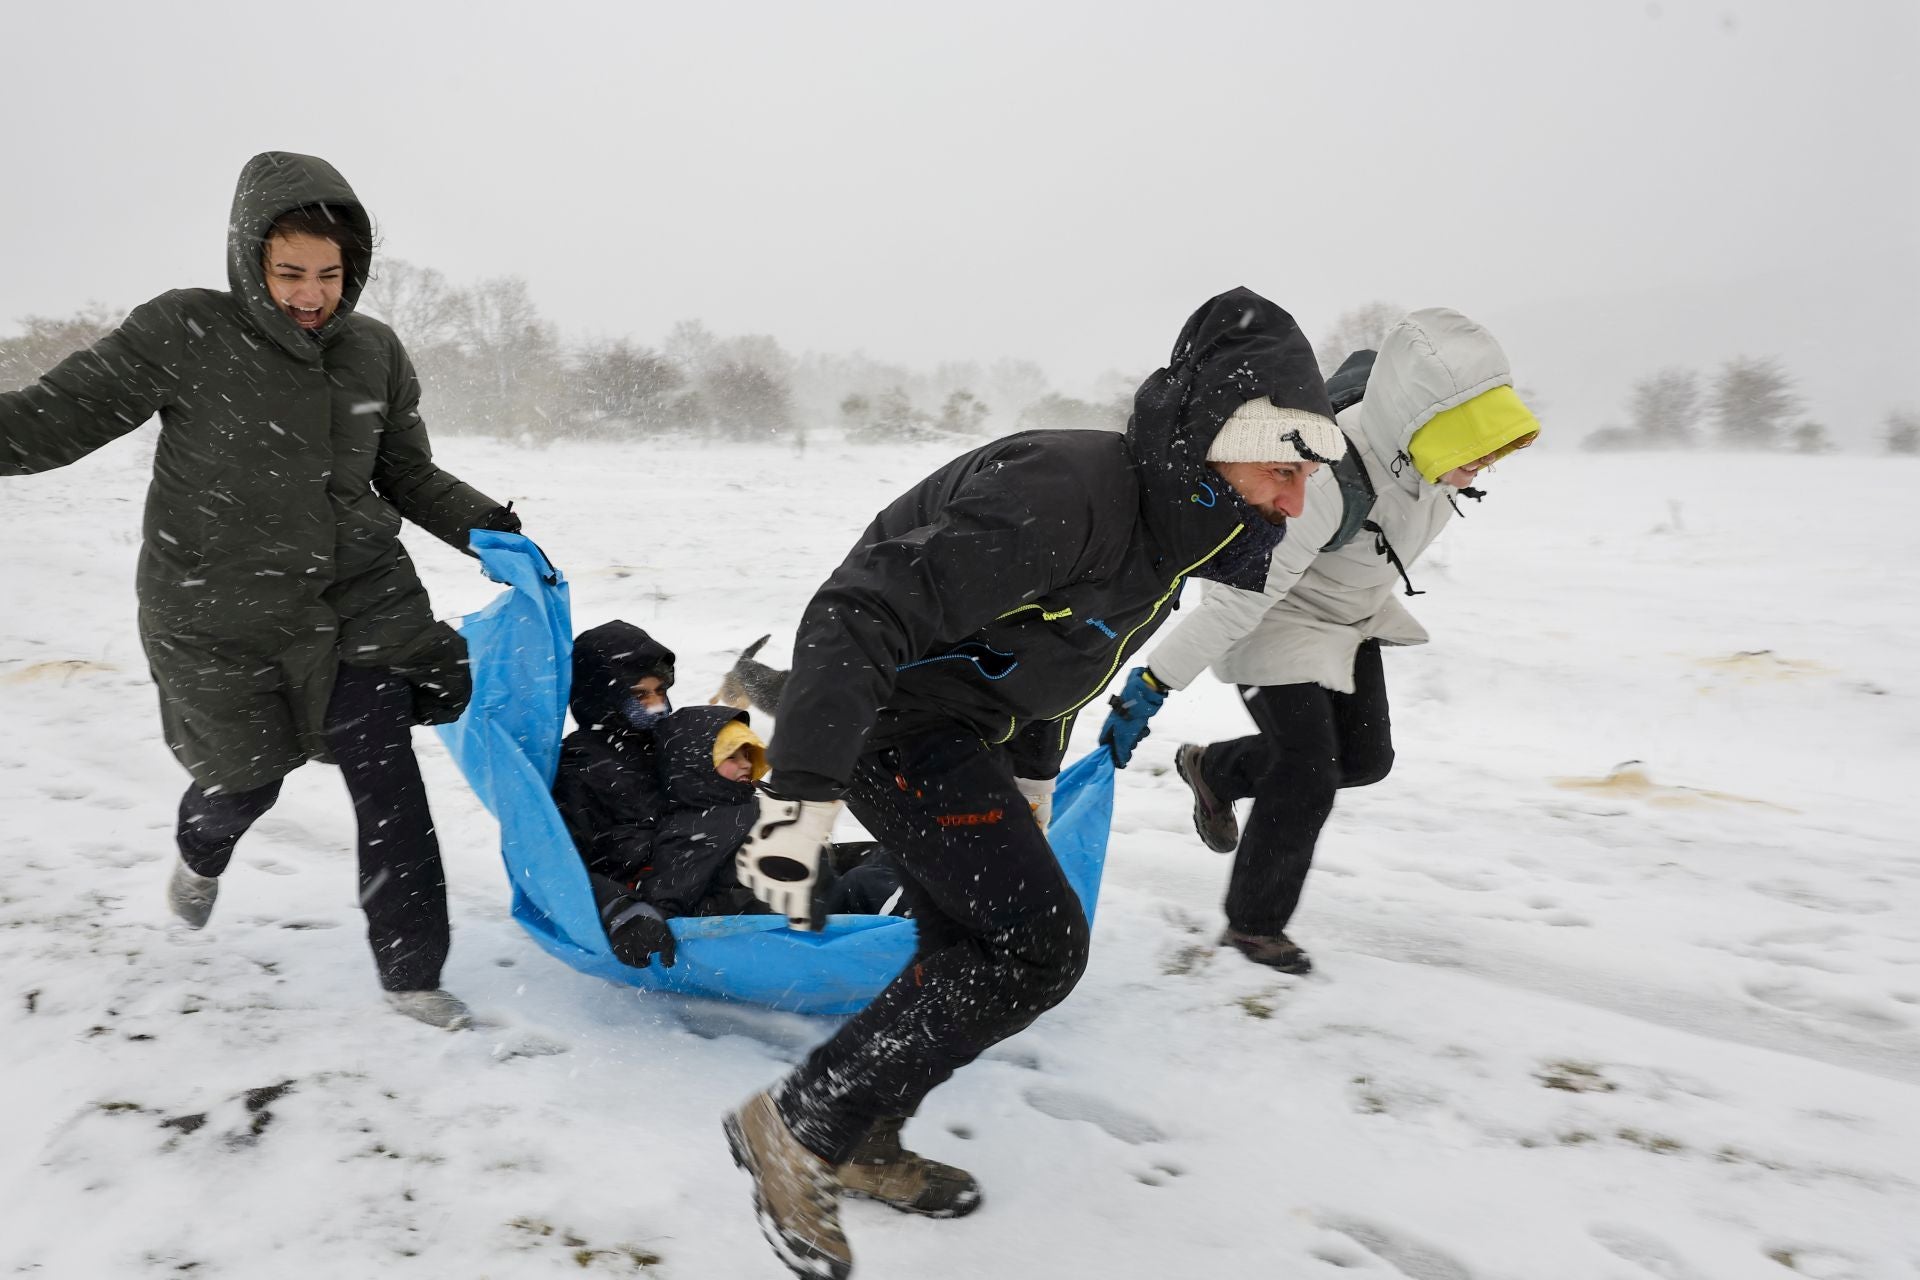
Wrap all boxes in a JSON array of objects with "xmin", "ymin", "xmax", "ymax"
[{"xmin": 3, "ymin": 0, "xmax": 1915, "ymax": 442}]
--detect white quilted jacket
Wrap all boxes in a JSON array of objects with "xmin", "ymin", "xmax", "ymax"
[{"xmin": 1146, "ymin": 308, "xmax": 1517, "ymax": 694}]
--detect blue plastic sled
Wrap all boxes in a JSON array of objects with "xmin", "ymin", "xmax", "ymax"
[{"xmin": 438, "ymin": 532, "xmax": 1115, "ymax": 1016}]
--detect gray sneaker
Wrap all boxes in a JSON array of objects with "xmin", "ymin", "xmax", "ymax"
[
  {"xmin": 723, "ymin": 1091, "xmax": 852, "ymax": 1280},
  {"xmin": 840, "ymin": 1115, "xmax": 981, "ymax": 1218},
  {"xmin": 1175, "ymin": 744, "xmax": 1239, "ymax": 853},
  {"xmin": 166, "ymin": 859, "xmax": 220, "ymax": 929},
  {"xmin": 384, "ymin": 989, "xmax": 472, "ymax": 1030}
]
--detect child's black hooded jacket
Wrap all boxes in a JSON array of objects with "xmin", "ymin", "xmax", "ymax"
[{"xmin": 552, "ymin": 621, "xmax": 676, "ymax": 894}]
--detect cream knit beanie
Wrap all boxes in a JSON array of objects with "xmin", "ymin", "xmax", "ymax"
[{"xmin": 1205, "ymin": 399, "xmax": 1346, "ymax": 465}]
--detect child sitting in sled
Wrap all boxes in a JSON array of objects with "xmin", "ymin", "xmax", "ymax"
[{"xmin": 554, "ymin": 621, "xmax": 905, "ymax": 971}]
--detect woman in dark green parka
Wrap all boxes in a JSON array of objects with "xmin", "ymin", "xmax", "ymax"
[{"xmin": 0, "ymin": 151, "xmax": 520, "ymax": 1028}]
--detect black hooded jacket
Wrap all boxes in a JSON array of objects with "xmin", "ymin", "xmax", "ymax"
[
  {"xmin": 643, "ymin": 705, "xmax": 764, "ymax": 917},
  {"xmin": 552, "ymin": 621, "xmax": 677, "ymax": 891},
  {"xmin": 0, "ymin": 151, "xmax": 508, "ymax": 793},
  {"xmin": 768, "ymin": 288, "xmax": 1331, "ymax": 797}
]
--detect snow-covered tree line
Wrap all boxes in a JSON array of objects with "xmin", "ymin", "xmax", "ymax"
[{"xmin": 0, "ymin": 264, "xmax": 1138, "ymax": 446}]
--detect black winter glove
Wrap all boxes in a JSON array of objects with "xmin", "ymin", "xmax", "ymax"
[
  {"xmin": 604, "ymin": 897, "xmax": 676, "ymax": 969},
  {"xmin": 473, "ymin": 502, "xmax": 522, "ymax": 534}
]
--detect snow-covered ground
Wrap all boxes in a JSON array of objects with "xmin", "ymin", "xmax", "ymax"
[{"xmin": 2, "ymin": 432, "xmax": 1916, "ymax": 1279}]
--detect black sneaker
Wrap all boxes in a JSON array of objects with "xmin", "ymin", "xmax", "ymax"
[
  {"xmin": 1175, "ymin": 744, "xmax": 1239, "ymax": 853},
  {"xmin": 1221, "ymin": 927, "xmax": 1312, "ymax": 975}
]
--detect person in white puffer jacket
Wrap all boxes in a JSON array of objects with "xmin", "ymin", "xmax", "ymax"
[{"xmin": 1097, "ymin": 307, "xmax": 1541, "ymax": 974}]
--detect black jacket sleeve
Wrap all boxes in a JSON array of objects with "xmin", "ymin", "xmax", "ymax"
[
  {"xmin": 0, "ymin": 296, "xmax": 182, "ymax": 475},
  {"xmin": 767, "ymin": 441, "xmax": 1103, "ymax": 796},
  {"xmin": 552, "ymin": 740, "xmax": 662, "ymax": 888}
]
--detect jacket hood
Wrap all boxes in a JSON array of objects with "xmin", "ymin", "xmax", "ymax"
[
  {"xmin": 1125, "ymin": 287, "xmax": 1334, "ymax": 573},
  {"xmin": 569, "ymin": 621, "xmax": 678, "ymax": 730},
  {"xmin": 227, "ymin": 151, "xmax": 375, "ymax": 360},
  {"xmin": 655, "ymin": 705, "xmax": 757, "ymax": 808},
  {"xmin": 1356, "ymin": 308, "xmax": 1517, "ymax": 494}
]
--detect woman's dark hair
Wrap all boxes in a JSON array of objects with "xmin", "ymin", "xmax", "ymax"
[{"xmin": 266, "ymin": 205, "xmax": 360, "ymax": 256}]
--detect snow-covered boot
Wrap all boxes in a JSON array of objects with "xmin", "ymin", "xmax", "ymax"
[
  {"xmin": 166, "ymin": 858, "xmax": 220, "ymax": 929},
  {"xmin": 839, "ymin": 1116, "xmax": 982, "ymax": 1218},
  {"xmin": 1221, "ymin": 927, "xmax": 1312, "ymax": 975},
  {"xmin": 384, "ymin": 989, "xmax": 472, "ymax": 1030},
  {"xmin": 1175, "ymin": 744, "xmax": 1239, "ymax": 854},
  {"xmin": 723, "ymin": 1091, "xmax": 852, "ymax": 1280}
]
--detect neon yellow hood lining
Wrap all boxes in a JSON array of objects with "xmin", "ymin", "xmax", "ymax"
[{"xmin": 1407, "ymin": 385, "xmax": 1541, "ymax": 483}]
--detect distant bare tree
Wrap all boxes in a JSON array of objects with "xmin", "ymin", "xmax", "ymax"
[
  {"xmin": 1316, "ymin": 301, "xmax": 1404, "ymax": 377},
  {"xmin": 358, "ymin": 258, "xmax": 466, "ymax": 352},
  {"xmin": 438, "ymin": 276, "xmax": 568, "ymax": 437},
  {"xmin": 705, "ymin": 360, "xmax": 794, "ymax": 439},
  {"xmin": 1789, "ymin": 421, "xmax": 1834, "ymax": 453},
  {"xmin": 1017, "ymin": 392, "xmax": 1127, "ymax": 433},
  {"xmin": 1711, "ymin": 356, "xmax": 1799, "ymax": 450},
  {"xmin": 0, "ymin": 304, "xmax": 121, "ymax": 392},
  {"xmin": 1580, "ymin": 424, "xmax": 1642, "ymax": 452},
  {"xmin": 1627, "ymin": 367, "xmax": 1701, "ymax": 448},
  {"xmin": 936, "ymin": 390, "xmax": 990, "ymax": 436},
  {"xmin": 1886, "ymin": 409, "xmax": 1920, "ymax": 455},
  {"xmin": 570, "ymin": 339, "xmax": 685, "ymax": 433},
  {"xmin": 840, "ymin": 393, "xmax": 873, "ymax": 440},
  {"xmin": 664, "ymin": 318, "xmax": 720, "ymax": 377},
  {"xmin": 982, "ymin": 359, "xmax": 1050, "ymax": 426},
  {"xmin": 871, "ymin": 386, "xmax": 925, "ymax": 440}
]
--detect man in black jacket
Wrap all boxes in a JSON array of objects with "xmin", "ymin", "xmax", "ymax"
[{"xmin": 720, "ymin": 288, "xmax": 1345, "ymax": 1279}]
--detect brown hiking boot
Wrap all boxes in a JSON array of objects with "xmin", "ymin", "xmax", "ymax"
[
  {"xmin": 839, "ymin": 1116, "xmax": 982, "ymax": 1218},
  {"xmin": 1221, "ymin": 927, "xmax": 1313, "ymax": 975},
  {"xmin": 723, "ymin": 1091, "xmax": 852, "ymax": 1280},
  {"xmin": 1175, "ymin": 744, "xmax": 1239, "ymax": 853}
]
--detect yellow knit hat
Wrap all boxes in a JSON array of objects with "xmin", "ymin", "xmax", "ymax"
[
  {"xmin": 712, "ymin": 720, "xmax": 768, "ymax": 782},
  {"xmin": 1407, "ymin": 385, "xmax": 1541, "ymax": 484}
]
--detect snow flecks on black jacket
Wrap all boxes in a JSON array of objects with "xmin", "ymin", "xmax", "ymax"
[
  {"xmin": 643, "ymin": 705, "xmax": 764, "ymax": 918},
  {"xmin": 0, "ymin": 151, "xmax": 508, "ymax": 793},
  {"xmin": 552, "ymin": 621, "xmax": 677, "ymax": 894},
  {"xmin": 768, "ymin": 287, "xmax": 1333, "ymax": 797}
]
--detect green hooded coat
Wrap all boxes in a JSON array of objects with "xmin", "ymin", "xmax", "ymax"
[{"xmin": 0, "ymin": 152, "xmax": 504, "ymax": 793}]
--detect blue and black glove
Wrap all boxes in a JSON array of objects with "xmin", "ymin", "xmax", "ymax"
[{"xmin": 1098, "ymin": 667, "xmax": 1168, "ymax": 768}]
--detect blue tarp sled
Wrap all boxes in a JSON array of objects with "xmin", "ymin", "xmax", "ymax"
[{"xmin": 438, "ymin": 533, "xmax": 1115, "ymax": 1016}]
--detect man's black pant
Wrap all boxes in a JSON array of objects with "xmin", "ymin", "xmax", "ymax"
[
  {"xmin": 776, "ymin": 725, "xmax": 1091, "ymax": 1165},
  {"xmin": 1199, "ymin": 639, "xmax": 1395, "ymax": 937},
  {"xmin": 175, "ymin": 664, "xmax": 448, "ymax": 992}
]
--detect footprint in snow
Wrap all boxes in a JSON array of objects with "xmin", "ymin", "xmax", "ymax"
[
  {"xmin": 1759, "ymin": 1240, "xmax": 1871, "ymax": 1280},
  {"xmin": 673, "ymin": 1003, "xmax": 821, "ymax": 1058},
  {"xmin": 1315, "ymin": 1214, "xmax": 1475, "ymax": 1280},
  {"xmin": 1021, "ymin": 1085, "xmax": 1166, "ymax": 1145},
  {"xmin": 1741, "ymin": 976, "xmax": 1911, "ymax": 1032},
  {"xmin": 1748, "ymin": 878, "xmax": 1890, "ymax": 916},
  {"xmin": 488, "ymin": 1031, "xmax": 570, "ymax": 1062},
  {"xmin": 979, "ymin": 1043, "xmax": 1044, "ymax": 1072},
  {"xmin": 1588, "ymin": 1222, "xmax": 1708, "ymax": 1280}
]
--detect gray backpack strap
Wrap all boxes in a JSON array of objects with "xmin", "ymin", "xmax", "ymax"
[{"xmin": 1319, "ymin": 348, "xmax": 1379, "ymax": 553}]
